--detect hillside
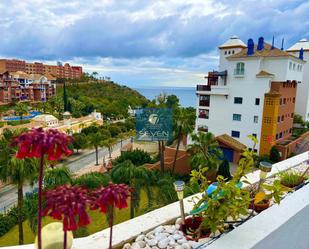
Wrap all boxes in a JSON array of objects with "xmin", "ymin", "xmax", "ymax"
[{"xmin": 56, "ymin": 81, "xmax": 149, "ymax": 118}]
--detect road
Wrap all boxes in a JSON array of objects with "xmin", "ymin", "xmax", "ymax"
[{"xmin": 0, "ymin": 139, "xmax": 130, "ymax": 213}]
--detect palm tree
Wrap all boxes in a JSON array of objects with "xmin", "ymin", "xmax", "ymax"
[
  {"xmin": 15, "ymin": 103, "xmax": 28, "ymax": 124},
  {"xmin": 103, "ymin": 137, "xmax": 117, "ymax": 158},
  {"xmin": 111, "ymin": 160, "xmax": 153, "ymax": 218},
  {"xmin": 172, "ymin": 108, "xmax": 195, "ymax": 174},
  {"xmin": 88, "ymin": 132, "xmax": 105, "ymax": 165},
  {"xmin": 0, "ymin": 130, "xmax": 39, "ymax": 245},
  {"xmin": 188, "ymin": 132, "xmax": 222, "ymax": 171},
  {"xmin": 44, "ymin": 166, "xmax": 72, "ymax": 190}
]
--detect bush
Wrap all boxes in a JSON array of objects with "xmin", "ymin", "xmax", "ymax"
[
  {"xmin": 0, "ymin": 206, "xmax": 27, "ymax": 237},
  {"xmin": 7, "ymin": 120, "xmax": 30, "ymax": 126},
  {"xmin": 217, "ymin": 159, "xmax": 232, "ymax": 181},
  {"xmin": 269, "ymin": 146, "xmax": 280, "ymax": 163},
  {"xmin": 73, "ymin": 227, "xmax": 90, "ymax": 238},
  {"xmin": 279, "ymin": 170, "xmax": 304, "ymax": 187},
  {"xmin": 113, "ymin": 149, "xmax": 152, "ymax": 166},
  {"xmin": 73, "ymin": 172, "xmax": 110, "ymax": 189}
]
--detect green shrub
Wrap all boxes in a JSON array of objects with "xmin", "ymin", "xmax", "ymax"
[
  {"xmin": 217, "ymin": 159, "xmax": 232, "ymax": 181},
  {"xmin": 7, "ymin": 120, "xmax": 30, "ymax": 126},
  {"xmin": 73, "ymin": 227, "xmax": 89, "ymax": 238},
  {"xmin": 113, "ymin": 149, "xmax": 152, "ymax": 166},
  {"xmin": 269, "ymin": 146, "xmax": 280, "ymax": 163},
  {"xmin": 0, "ymin": 206, "xmax": 27, "ymax": 237},
  {"xmin": 73, "ymin": 172, "xmax": 110, "ymax": 189}
]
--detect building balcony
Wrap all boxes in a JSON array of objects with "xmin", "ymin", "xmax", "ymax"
[
  {"xmin": 196, "ymin": 84, "xmax": 211, "ymax": 91},
  {"xmin": 5, "ymin": 152, "xmax": 308, "ymax": 249},
  {"xmin": 199, "ymin": 100, "xmax": 210, "ymax": 107},
  {"xmin": 197, "ymin": 84, "xmax": 229, "ymax": 96}
]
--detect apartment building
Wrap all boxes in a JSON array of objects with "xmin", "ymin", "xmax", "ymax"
[
  {"xmin": 0, "ymin": 59, "xmax": 83, "ymax": 79},
  {"xmin": 287, "ymin": 38, "xmax": 309, "ymax": 121},
  {"xmin": 195, "ymin": 36, "xmax": 305, "ymax": 161},
  {"xmin": 0, "ymin": 71, "xmax": 56, "ymax": 104}
]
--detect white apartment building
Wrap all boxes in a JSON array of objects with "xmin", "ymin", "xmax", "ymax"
[
  {"xmin": 287, "ymin": 38, "xmax": 309, "ymax": 121},
  {"xmin": 195, "ymin": 36, "xmax": 305, "ymax": 161}
]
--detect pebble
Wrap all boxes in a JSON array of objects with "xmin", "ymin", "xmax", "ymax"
[
  {"xmin": 123, "ymin": 243, "xmax": 131, "ymax": 249},
  {"xmin": 188, "ymin": 241, "xmax": 201, "ymax": 249},
  {"xmin": 175, "ymin": 246, "xmax": 182, "ymax": 249},
  {"xmin": 182, "ymin": 243, "xmax": 191, "ymax": 249},
  {"xmin": 175, "ymin": 218, "xmax": 182, "ymax": 225},
  {"xmin": 146, "ymin": 238, "xmax": 158, "ymax": 247},
  {"xmin": 137, "ymin": 241, "xmax": 146, "ymax": 248},
  {"xmin": 172, "ymin": 234, "xmax": 183, "ymax": 240},
  {"xmin": 136, "ymin": 235, "xmax": 145, "ymax": 242},
  {"xmin": 177, "ymin": 239, "xmax": 187, "ymax": 245},
  {"xmin": 131, "ymin": 242, "xmax": 141, "ymax": 249},
  {"xmin": 158, "ymin": 238, "xmax": 169, "ymax": 249},
  {"xmin": 154, "ymin": 226, "xmax": 164, "ymax": 233}
]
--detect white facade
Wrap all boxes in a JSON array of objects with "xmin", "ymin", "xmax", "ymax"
[
  {"xmin": 287, "ymin": 38, "xmax": 309, "ymax": 121},
  {"xmin": 195, "ymin": 36, "xmax": 305, "ymax": 153}
]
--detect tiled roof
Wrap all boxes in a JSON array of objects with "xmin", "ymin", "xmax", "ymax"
[
  {"xmin": 227, "ymin": 42, "xmax": 301, "ymax": 60},
  {"xmin": 10, "ymin": 71, "xmax": 31, "ymax": 79},
  {"xmin": 256, "ymin": 70, "xmax": 274, "ymax": 78},
  {"xmin": 216, "ymin": 134, "xmax": 246, "ymax": 151}
]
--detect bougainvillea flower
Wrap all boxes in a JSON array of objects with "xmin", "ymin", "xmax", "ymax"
[
  {"xmin": 12, "ymin": 128, "xmax": 73, "ymax": 160},
  {"xmin": 43, "ymin": 185, "xmax": 91, "ymax": 232},
  {"xmin": 90, "ymin": 183, "xmax": 132, "ymax": 214}
]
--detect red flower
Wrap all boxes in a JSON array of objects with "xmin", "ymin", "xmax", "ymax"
[
  {"xmin": 90, "ymin": 183, "xmax": 132, "ymax": 213},
  {"xmin": 12, "ymin": 128, "xmax": 73, "ymax": 160},
  {"xmin": 43, "ymin": 185, "xmax": 91, "ymax": 232}
]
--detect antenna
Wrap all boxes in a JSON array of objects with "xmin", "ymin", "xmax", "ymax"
[
  {"xmin": 281, "ymin": 38, "xmax": 284, "ymax": 51},
  {"xmin": 271, "ymin": 36, "xmax": 275, "ymax": 49},
  {"xmin": 299, "ymin": 48, "xmax": 304, "ymax": 60},
  {"xmin": 247, "ymin": 38, "xmax": 254, "ymax": 55}
]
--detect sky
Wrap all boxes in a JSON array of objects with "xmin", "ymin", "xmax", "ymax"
[{"xmin": 0, "ymin": 0, "xmax": 308, "ymax": 88}]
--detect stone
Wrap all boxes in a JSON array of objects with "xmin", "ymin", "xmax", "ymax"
[
  {"xmin": 151, "ymin": 247, "xmax": 159, "ymax": 249},
  {"xmin": 168, "ymin": 239, "xmax": 176, "ymax": 246},
  {"xmin": 155, "ymin": 234, "xmax": 168, "ymax": 241},
  {"xmin": 175, "ymin": 218, "xmax": 182, "ymax": 225},
  {"xmin": 181, "ymin": 243, "xmax": 190, "ymax": 249},
  {"xmin": 175, "ymin": 224, "xmax": 181, "ymax": 230},
  {"xmin": 188, "ymin": 241, "xmax": 201, "ymax": 249},
  {"xmin": 132, "ymin": 242, "xmax": 141, "ymax": 249},
  {"xmin": 173, "ymin": 234, "xmax": 183, "ymax": 240},
  {"xmin": 158, "ymin": 239, "xmax": 169, "ymax": 249},
  {"xmin": 137, "ymin": 241, "xmax": 146, "ymax": 248},
  {"xmin": 154, "ymin": 226, "xmax": 164, "ymax": 234},
  {"xmin": 136, "ymin": 235, "xmax": 146, "ymax": 242},
  {"xmin": 146, "ymin": 231, "xmax": 154, "ymax": 238},
  {"xmin": 175, "ymin": 246, "xmax": 183, "ymax": 249},
  {"xmin": 165, "ymin": 227, "xmax": 176, "ymax": 234},
  {"xmin": 146, "ymin": 238, "xmax": 158, "ymax": 247},
  {"xmin": 177, "ymin": 239, "xmax": 187, "ymax": 245},
  {"xmin": 123, "ymin": 243, "xmax": 131, "ymax": 249}
]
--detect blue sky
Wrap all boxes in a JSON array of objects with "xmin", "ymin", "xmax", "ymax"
[{"xmin": 0, "ymin": 0, "xmax": 308, "ymax": 87}]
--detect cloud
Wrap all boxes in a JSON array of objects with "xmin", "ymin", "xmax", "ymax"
[{"xmin": 0, "ymin": 0, "xmax": 308, "ymax": 87}]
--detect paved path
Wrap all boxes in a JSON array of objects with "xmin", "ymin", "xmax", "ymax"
[{"xmin": 0, "ymin": 139, "xmax": 130, "ymax": 213}]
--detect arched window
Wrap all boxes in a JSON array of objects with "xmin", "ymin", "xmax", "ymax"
[{"xmin": 235, "ymin": 62, "xmax": 245, "ymax": 75}]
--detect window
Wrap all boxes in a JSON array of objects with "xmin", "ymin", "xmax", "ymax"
[
  {"xmin": 199, "ymin": 95, "xmax": 210, "ymax": 107},
  {"xmin": 255, "ymin": 98, "xmax": 260, "ymax": 105},
  {"xmin": 280, "ymin": 98, "xmax": 282, "ymax": 105},
  {"xmin": 289, "ymin": 62, "xmax": 292, "ymax": 70},
  {"xmin": 283, "ymin": 98, "xmax": 286, "ymax": 104},
  {"xmin": 293, "ymin": 63, "xmax": 296, "ymax": 70},
  {"xmin": 266, "ymin": 98, "xmax": 274, "ymax": 105},
  {"xmin": 233, "ymin": 114, "xmax": 241, "ymax": 121},
  {"xmin": 289, "ymin": 128, "xmax": 292, "ymax": 133},
  {"xmin": 291, "ymin": 113, "xmax": 294, "ymax": 118},
  {"xmin": 263, "ymin": 117, "xmax": 272, "ymax": 124},
  {"xmin": 232, "ymin": 50, "xmax": 235, "ymax": 54},
  {"xmin": 228, "ymin": 51, "xmax": 231, "ymax": 55},
  {"xmin": 234, "ymin": 62, "xmax": 245, "ymax": 75},
  {"xmin": 279, "ymin": 132, "xmax": 282, "ymax": 138},
  {"xmin": 224, "ymin": 51, "xmax": 227, "ymax": 55},
  {"xmin": 254, "ymin": 115, "xmax": 258, "ymax": 123},
  {"xmin": 276, "ymin": 133, "xmax": 278, "ymax": 140},
  {"xmin": 231, "ymin": 130, "xmax": 240, "ymax": 138},
  {"xmin": 234, "ymin": 97, "xmax": 243, "ymax": 104},
  {"xmin": 293, "ymin": 97, "xmax": 295, "ymax": 103},
  {"xmin": 199, "ymin": 109, "xmax": 209, "ymax": 119},
  {"xmin": 281, "ymin": 115, "xmax": 284, "ymax": 121}
]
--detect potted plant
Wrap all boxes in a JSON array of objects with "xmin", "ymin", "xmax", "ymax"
[
  {"xmin": 279, "ymin": 170, "xmax": 304, "ymax": 189},
  {"xmin": 253, "ymin": 180, "xmax": 289, "ymax": 213}
]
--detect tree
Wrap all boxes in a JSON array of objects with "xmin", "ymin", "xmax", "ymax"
[
  {"xmin": 0, "ymin": 130, "xmax": 39, "ymax": 245},
  {"xmin": 188, "ymin": 132, "xmax": 222, "ymax": 171},
  {"xmin": 73, "ymin": 172, "xmax": 110, "ymax": 189},
  {"xmin": 172, "ymin": 108, "xmax": 195, "ymax": 173},
  {"xmin": 113, "ymin": 149, "xmax": 152, "ymax": 166},
  {"xmin": 88, "ymin": 132, "xmax": 105, "ymax": 165},
  {"xmin": 269, "ymin": 146, "xmax": 280, "ymax": 163},
  {"xmin": 217, "ymin": 159, "xmax": 232, "ymax": 181},
  {"xmin": 15, "ymin": 103, "xmax": 28, "ymax": 124},
  {"xmin": 72, "ymin": 133, "xmax": 88, "ymax": 153},
  {"xmin": 63, "ymin": 82, "xmax": 69, "ymax": 112},
  {"xmin": 166, "ymin": 95, "xmax": 180, "ymax": 109},
  {"xmin": 111, "ymin": 160, "xmax": 153, "ymax": 218},
  {"xmin": 103, "ymin": 137, "xmax": 117, "ymax": 158},
  {"xmin": 44, "ymin": 166, "xmax": 72, "ymax": 190}
]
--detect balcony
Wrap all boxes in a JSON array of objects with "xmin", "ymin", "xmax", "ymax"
[
  {"xmin": 199, "ymin": 99, "xmax": 209, "ymax": 107},
  {"xmin": 196, "ymin": 84, "xmax": 211, "ymax": 91},
  {"xmin": 197, "ymin": 84, "xmax": 229, "ymax": 96},
  {"xmin": 5, "ymin": 152, "xmax": 308, "ymax": 249}
]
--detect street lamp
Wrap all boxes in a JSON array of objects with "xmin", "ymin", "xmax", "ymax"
[
  {"xmin": 258, "ymin": 161, "xmax": 272, "ymax": 191},
  {"xmin": 174, "ymin": 180, "xmax": 185, "ymax": 224}
]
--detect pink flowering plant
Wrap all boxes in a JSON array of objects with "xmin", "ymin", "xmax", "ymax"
[
  {"xmin": 90, "ymin": 183, "xmax": 132, "ymax": 249},
  {"xmin": 43, "ymin": 185, "xmax": 90, "ymax": 249},
  {"xmin": 12, "ymin": 128, "xmax": 73, "ymax": 249}
]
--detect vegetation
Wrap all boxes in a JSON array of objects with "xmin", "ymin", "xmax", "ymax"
[
  {"xmin": 217, "ymin": 159, "xmax": 232, "ymax": 181},
  {"xmin": 44, "ymin": 166, "xmax": 72, "ymax": 190},
  {"xmin": 188, "ymin": 132, "xmax": 222, "ymax": 171},
  {"xmin": 14, "ymin": 103, "xmax": 28, "ymax": 124},
  {"xmin": 254, "ymin": 180, "xmax": 289, "ymax": 205},
  {"xmin": 279, "ymin": 170, "xmax": 304, "ymax": 188},
  {"xmin": 269, "ymin": 146, "xmax": 280, "ymax": 163},
  {"xmin": 113, "ymin": 149, "xmax": 153, "ymax": 166},
  {"xmin": 73, "ymin": 172, "xmax": 111, "ymax": 189}
]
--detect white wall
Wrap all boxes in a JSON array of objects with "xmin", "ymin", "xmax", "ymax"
[{"xmin": 288, "ymin": 51, "xmax": 309, "ymax": 121}]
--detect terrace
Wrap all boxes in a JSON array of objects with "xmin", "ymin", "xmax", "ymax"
[{"xmin": 2, "ymin": 151, "xmax": 308, "ymax": 249}]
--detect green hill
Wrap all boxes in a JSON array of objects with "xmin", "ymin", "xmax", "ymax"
[{"xmin": 56, "ymin": 81, "xmax": 149, "ymax": 118}]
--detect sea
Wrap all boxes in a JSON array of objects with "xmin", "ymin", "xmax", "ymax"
[{"xmin": 134, "ymin": 87, "xmax": 196, "ymax": 107}]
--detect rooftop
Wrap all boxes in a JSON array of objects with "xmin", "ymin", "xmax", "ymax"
[
  {"xmin": 287, "ymin": 38, "xmax": 309, "ymax": 52},
  {"xmin": 218, "ymin": 36, "xmax": 247, "ymax": 49}
]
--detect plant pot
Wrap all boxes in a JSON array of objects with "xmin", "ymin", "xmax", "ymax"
[
  {"xmin": 252, "ymin": 199, "xmax": 270, "ymax": 213},
  {"xmin": 281, "ymin": 177, "xmax": 304, "ymax": 189},
  {"xmin": 180, "ymin": 217, "xmax": 211, "ymax": 241}
]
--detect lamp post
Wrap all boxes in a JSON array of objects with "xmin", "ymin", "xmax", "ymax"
[
  {"xmin": 258, "ymin": 161, "xmax": 272, "ymax": 192},
  {"xmin": 174, "ymin": 181, "xmax": 185, "ymax": 224}
]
